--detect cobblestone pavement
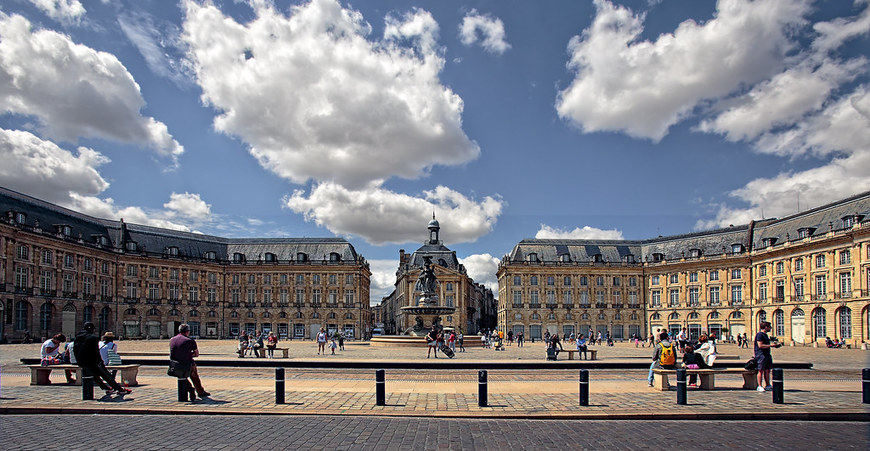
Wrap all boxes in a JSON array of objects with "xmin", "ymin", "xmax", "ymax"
[{"xmin": 1, "ymin": 415, "xmax": 867, "ymax": 450}]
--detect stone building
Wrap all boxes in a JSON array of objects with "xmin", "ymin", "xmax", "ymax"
[
  {"xmin": 499, "ymin": 191, "xmax": 870, "ymax": 347},
  {"xmin": 380, "ymin": 217, "xmax": 496, "ymax": 335},
  {"xmin": 0, "ymin": 187, "xmax": 371, "ymax": 341}
]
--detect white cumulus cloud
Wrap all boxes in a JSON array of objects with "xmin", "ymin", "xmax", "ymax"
[
  {"xmin": 459, "ymin": 9, "xmax": 510, "ymax": 55},
  {"xmin": 536, "ymin": 224, "xmax": 624, "ymax": 240},
  {"xmin": 460, "ymin": 253, "xmax": 500, "ymax": 292},
  {"xmin": 164, "ymin": 192, "xmax": 212, "ymax": 220},
  {"xmin": 367, "ymin": 259, "xmax": 400, "ymax": 304},
  {"xmin": 182, "ymin": 0, "xmax": 479, "ymax": 189},
  {"xmin": 28, "ymin": 0, "xmax": 85, "ymax": 25},
  {"xmin": 556, "ymin": 0, "xmax": 810, "ymax": 141},
  {"xmin": 0, "ymin": 13, "xmax": 183, "ymax": 165},
  {"xmin": 284, "ymin": 182, "xmax": 503, "ymax": 246}
]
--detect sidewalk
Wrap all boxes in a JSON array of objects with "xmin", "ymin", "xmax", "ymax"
[{"xmin": 1, "ymin": 366, "xmax": 866, "ymax": 420}]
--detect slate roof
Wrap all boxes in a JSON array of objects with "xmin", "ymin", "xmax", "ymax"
[
  {"xmin": 752, "ymin": 190, "xmax": 870, "ymax": 249},
  {"xmin": 0, "ymin": 186, "xmax": 361, "ymax": 263}
]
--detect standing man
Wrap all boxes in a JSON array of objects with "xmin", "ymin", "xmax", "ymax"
[
  {"xmin": 316, "ymin": 327, "xmax": 328, "ymax": 355},
  {"xmin": 754, "ymin": 321, "xmax": 781, "ymax": 392},
  {"xmin": 73, "ymin": 323, "xmax": 130, "ymax": 396},
  {"xmin": 169, "ymin": 323, "xmax": 210, "ymax": 399}
]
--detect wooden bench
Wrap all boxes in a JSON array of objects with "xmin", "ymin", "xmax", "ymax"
[
  {"xmin": 651, "ymin": 368, "xmax": 757, "ymax": 391},
  {"xmin": 563, "ymin": 349, "xmax": 598, "ymax": 360},
  {"xmin": 28, "ymin": 364, "xmax": 140, "ymax": 387},
  {"xmin": 255, "ymin": 347, "xmax": 289, "ymax": 358}
]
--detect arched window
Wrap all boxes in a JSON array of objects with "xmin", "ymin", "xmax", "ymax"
[
  {"xmin": 813, "ymin": 308, "xmax": 826, "ymax": 339},
  {"xmin": 774, "ymin": 310, "xmax": 785, "ymax": 336},
  {"xmin": 262, "ymin": 311, "xmax": 270, "ymax": 318},
  {"xmin": 295, "ymin": 312, "xmax": 303, "ymax": 319},
  {"xmin": 838, "ymin": 307, "xmax": 852, "ymax": 339},
  {"xmin": 598, "ymin": 313, "xmax": 606, "ymax": 320},
  {"xmin": 328, "ymin": 312, "xmax": 336, "ymax": 319},
  {"xmin": 279, "ymin": 311, "xmax": 287, "ymax": 318},
  {"xmin": 148, "ymin": 308, "xmax": 159, "ymax": 316},
  {"xmin": 125, "ymin": 308, "xmax": 137, "ymax": 315},
  {"xmin": 312, "ymin": 312, "xmax": 320, "ymax": 319},
  {"xmin": 246, "ymin": 311, "xmax": 254, "ymax": 318},
  {"xmin": 189, "ymin": 310, "xmax": 199, "ymax": 317},
  {"xmin": 548, "ymin": 313, "xmax": 556, "ymax": 320},
  {"xmin": 40, "ymin": 303, "xmax": 52, "ymax": 330},
  {"xmin": 669, "ymin": 312, "xmax": 679, "ymax": 320},
  {"xmin": 614, "ymin": 313, "xmax": 622, "ymax": 320},
  {"xmin": 230, "ymin": 311, "xmax": 239, "ymax": 318},
  {"xmin": 581, "ymin": 313, "xmax": 590, "ymax": 320},
  {"xmin": 514, "ymin": 313, "xmax": 523, "ymax": 320},
  {"xmin": 345, "ymin": 313, "xmax": 354, "ymax": 319},
  {"xmin": 530, "ymin": 313, "xmax": 540, "ymax": 320},
  {"xmin": 99, "ymin": 306, "xmax": 111, "ymax": 333},
  {"xmin": 651, "ymin": 313, "xmax": 660, "ymax": 320},
  {"xmin": 758, "ymin": 310, "xmax": 767, "ymax": 326},
  {"xmin": 169, "ymin": 309, "xmax": 180, "ymax": 317},
  {"xmin": 731, "ymin": 311, "xmax": 742, "ymax": 319},
  {"xmin": 208, "ymin": 310, "xmax": 217, "ymax": 318}
]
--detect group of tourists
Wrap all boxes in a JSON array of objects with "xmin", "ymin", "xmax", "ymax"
[
  {"xmin": 646, "ymin": 322, "xmax": 780, "ymax": 392},
  {"xmin": 425, "ymin": 327, "xmax": 463, "ymax": 358}
]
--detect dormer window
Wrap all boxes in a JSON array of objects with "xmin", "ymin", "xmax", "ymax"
[
  {"xmin": 329, "ymin": 252, "xmax": 340, "ymax": 262},
  {"xmin": 797, "ymin": 227, "xmax": 814, "ymax": 239},
  {"xmin": 623, "ymin": 254, "xmax": 635, "ymax": 263},
  {"xmin": 166, "ymin": 246, "xmax": 179, "ymax": 257},
  {"xmin": 731, "ymin": 243, "xmax": 744, "ymax": 254},
  {"xmin": 652, "ymin": 253, "xmax": 664, "ymax": 262},
  {"xmin": 296, "ymin": 252, "xmax": 308, "ymax": 262},
  {"xmin": 761, "ymin": 238, "xmax": 776, "ymax": 248},
  {"xmin": 527, "ymin": 253, "xmax": 538, "ymax": 263},
  {"xmin": 560, "ymin": 253, "xmax": 571, "ymax": 262},
  {"xmin": 591, "ymin": 254, "xmax": 602, "ymax": 263},
  {"xmin": 57, "ymin": 225, "xmax": 71, "ymax": 236},
  {"xmin": 94, "ymin": 235, "xmax": 109, "ymax": 246},
  {"xmin": 205, "ymin": 251, "xmax": 216, "ymax": 260},
  {"xmin": 264, "ymin": 252, "xmax": 277, "ymax": 262},
  {"xmin": 233, "ymin": 252, "xmax": 246, "ymax": 263},
  {"xmin": 842, "ymin": 215, "xmax": 855, "ymax": 228},
  {"xmin": 15, "ymin": 212, "xmax": 26, "ymax": 224},
  {"xmin": 125, "ymin": 241, "xmax": 138, "ymax": 252},
  {"xmin": 689, "ymin": 249, "xmax": 701, "ymax": 258}
]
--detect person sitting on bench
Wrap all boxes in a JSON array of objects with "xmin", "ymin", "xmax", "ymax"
[
  {"xmin": 41, "ymin": 334, "xmax": 75, "ymax": 383},
  {"xmin": 682, "ymin": 344, "xmax": 709, "ymax": 387}
]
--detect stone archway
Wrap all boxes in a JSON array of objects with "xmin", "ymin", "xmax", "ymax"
[{"xmin": 62, "ymin": 303, "xmax": 76, "ymax": 338}]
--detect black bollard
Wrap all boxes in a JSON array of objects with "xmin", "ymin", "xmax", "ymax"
[
  {"xmin": 177, "ymin": 378, "xmax": 190, "ymax": 402},
  {"xmin": 82, "ymin": 374, "xmax": 94, "ymax": 400},
  {"xmin": 376, "ymin": 369, "xmax": 386, "ymax": 406},
  {"xmin": 863, "ymin": 368, "xmax": 869, "ymax": 404},
  {"xmin": 579, "ymin": 369, "xmax": 589, "ymax": 406},
  {"xmin": 275, "ymin": 367, "xmax": 285, "ymax": 404},
  {"xmin": 478, "ymin": 370, "xmax": 488, "ymax": 407},
  {"xmin": 676, "ymin": 368, "xmax": 687, "ymax": 405},
  {"xmin": 772, "ymin": 368, "xmax": 784, "ymax": 404}
]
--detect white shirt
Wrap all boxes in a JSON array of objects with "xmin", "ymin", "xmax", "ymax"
[
  {"xmin": 41, "ymin": 339, "xmax": 61, "ymax": 358},
  {"xmin": 99, "ymin": 341, "xmax": 117, "ymax": 365}
]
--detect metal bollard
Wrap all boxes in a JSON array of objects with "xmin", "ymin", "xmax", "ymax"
[
  {"xmin": 177, "ymin": 378, "xmax": 190, "ymax": 402},
  {"xmin": 863, "ymin": 368, "xmax": 869, "ymax": 404},
  {"xmin": 772, "ymin": 368, "xmax": 784, "ymax": 404},
  {"xmin": 275, "ymin": 367, "xmax": 285, "ymax": 404},
  {"xmin": 376, "ymin": 369, "xmax": 385, "ymax": 406},
  {"xmin": 82, "ymin": 375, "xmax": 94, "ymax": 400},
  {"xmin": 579, "ymin": 369, "xmax": 589, "ymax": 406},
  {"xmin": 676, "ymin": 368, "xmax": 687, "ymax": 405},
  {"xmin": 478, "ymin": 370, "xmax": 488, "ymax": 407}
]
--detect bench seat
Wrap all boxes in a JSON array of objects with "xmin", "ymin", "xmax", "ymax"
[
  {"xmin": 563, "ymin": 349, "xmax": 598, "ymax": 360},
  {"xmin": 256, "ymin": 347, "xmax": 289, "ymax": 358},
  {"xmin": 651, "ymin": 368, "xmax": 757, "ymax": 391},
  {"xmin": 27, "ymin": 364, "xmax": 140, "ymax": 387}
]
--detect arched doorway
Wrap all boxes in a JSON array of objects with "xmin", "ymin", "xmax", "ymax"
[
  {"xmin": 791, "ymin": 308, "xmax": 805, "ymax": 344},
  {"xmin": 62, "ymin": 303, "xmax": 76, "ymax": 338},
  {"xmin": 837, "ymin": 307, "xmax": 852, "ymax": 339},
  {"xmin": 812, "ymin": 307, "xmax": 826, "ymax": 341}
]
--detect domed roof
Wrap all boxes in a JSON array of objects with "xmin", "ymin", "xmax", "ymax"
[{"xmin": 428, "ymin": 218, "xmax": 440, "ymax": 229}]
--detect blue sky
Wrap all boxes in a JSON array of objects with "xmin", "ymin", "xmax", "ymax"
[{"xmin": 1, "ymin": 0, "xmax": 869, "ymax": 303}]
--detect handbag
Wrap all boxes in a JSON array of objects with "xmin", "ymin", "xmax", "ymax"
[
  {"xmin": 167, "ymin": 359, "xmax": 191, "ymax": 378},
  {"xmin": 744, "ymin": 357, "xmax": 758, "ymax": 371}
]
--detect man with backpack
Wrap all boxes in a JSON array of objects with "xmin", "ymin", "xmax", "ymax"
[{"xmin": 647, "ymin": 331, "xmax": 678, "ymax": 387}]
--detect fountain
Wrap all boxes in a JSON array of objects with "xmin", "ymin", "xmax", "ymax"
[{"xmin": 400, "ymin": 256, "xmax": 455, "ymax": 336}]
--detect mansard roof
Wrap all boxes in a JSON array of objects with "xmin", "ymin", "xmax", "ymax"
[
  {"xmin": 0, "ymin": 186, "xmax": 362, "ymax": 263},
  {"xmin": 752, "ymin": 190, "xmax": 870, "ymax": 249}
]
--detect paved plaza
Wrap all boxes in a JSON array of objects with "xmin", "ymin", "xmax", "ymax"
[{"xmin": 2, "ymin": 415, "xmax": 868, "ymax": 450}]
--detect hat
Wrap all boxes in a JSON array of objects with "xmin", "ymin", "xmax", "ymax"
[
  {"xmin": 83, "ymin": 322, "xmax": 96, "ymax": 332},
  {"xmin": 102, "ymin": 331, "xmax": 115, "ymax": 339}
]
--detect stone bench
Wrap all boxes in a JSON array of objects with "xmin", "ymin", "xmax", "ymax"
[
  {"xmin": 563, "ymin": 349, "xmax": 598, "ymax": 360},
  {"xmin": 651, "ymin": 368, "xmax": 757, "ymax": 391},
  {"xmin": 255, "ymin": 347, "xmax": 289, "ymax": 358},
  {"xmin": 27, "ymin": 364, "xmax": 140, "ymax": 387}
]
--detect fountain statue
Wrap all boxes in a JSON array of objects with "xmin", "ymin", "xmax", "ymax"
[{"xmin": 400, "ymin": 256, "xmax": 455, "ymax": 336}]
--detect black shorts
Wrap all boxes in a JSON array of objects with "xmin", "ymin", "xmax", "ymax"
[{"xmin": 756, "ymin": 354, "xmax": 773, "ymax": 370}]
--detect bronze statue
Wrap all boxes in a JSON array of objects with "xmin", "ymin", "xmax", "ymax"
[{"xmin": 415, "ymin": 256, "xmax": 437, "ymax": 295}]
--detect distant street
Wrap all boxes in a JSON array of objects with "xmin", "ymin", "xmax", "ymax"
[{"xmin": 2, "ymin": 415, "xmax": 867, "ymax": 450}]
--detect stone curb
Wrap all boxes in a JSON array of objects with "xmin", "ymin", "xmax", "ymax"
[{"xmin": 1, "ymin": 405, "xmax": 867, "ymax": 421}]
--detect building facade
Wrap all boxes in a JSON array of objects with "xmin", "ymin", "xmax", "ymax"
[
  {"xmin": 0, "ymin": 187, "xmax": 371, "ymax": 341},
  {"xmin": 498, "ymin": 191, "xmax": 870, "ymax": 347},
  {"xmin": 380, "ymin": 217, "xmax": 497, "ymax": 335}
]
